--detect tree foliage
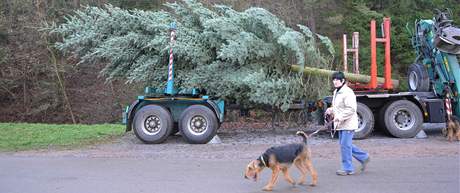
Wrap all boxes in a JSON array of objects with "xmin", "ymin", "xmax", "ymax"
[{"xmin": 50, "ymin": 0, "xmax": 334, "ymax": 110}]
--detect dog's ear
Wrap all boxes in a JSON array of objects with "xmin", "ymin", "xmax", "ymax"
[
  {"xmin": 251, "ymin": 160, "xmax": 259, "ymax": 169},
  {"xmin": 246, "ymin": 160, "xmax": 257, "ymax": 170},
  {"xmin": 244, "ymin": 161, "xmax": 253, "ymax": 180}
]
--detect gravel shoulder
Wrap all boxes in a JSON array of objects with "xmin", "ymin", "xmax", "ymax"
[{"xmin": 2, "ymin": 126, "xmax": 459, "ymax": 160}]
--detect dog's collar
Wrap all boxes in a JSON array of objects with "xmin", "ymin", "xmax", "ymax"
[{"xmin": 258, "ymin": 155, "xmax": 268, "ymax": 167}]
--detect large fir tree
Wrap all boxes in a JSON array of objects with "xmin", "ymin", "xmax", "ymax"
[{"xmin": 50, "ymin": 0, "xmax": 334, "ymax": 110}]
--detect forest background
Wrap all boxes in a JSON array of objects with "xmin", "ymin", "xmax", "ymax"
[{"xmin": 1, "ymin": 0, "xmax": 459, "ymax": 124}]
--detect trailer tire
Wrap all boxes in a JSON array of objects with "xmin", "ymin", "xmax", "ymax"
[
  {"xmin": 382, "ymin": 100, "xmax": 423, "ymax": 138},
  {"xmin": 408, "ymin": 63, "xmax": 430, "ymax": 92},
  {"xmin": 354, "ymin": 103, "xmax": 375, "ymax": 139},
  {"xmin": 179, "ymin": 105, "xmax": 218, "ymax": 144},
  {"xmin": 133, "ymin": 105, "xmax": 173, "ymax": 144}
]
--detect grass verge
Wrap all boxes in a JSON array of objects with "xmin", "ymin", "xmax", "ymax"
[{"xmin": 0, "ymin": 123, "xmax": 124, "ymax": 152}]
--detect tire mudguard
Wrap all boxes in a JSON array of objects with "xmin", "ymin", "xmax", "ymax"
[
  {"xmin": 207, "ymin": 99, "xmax": 225, "ymax": 123},
  {"xmin": 123, "ymin": 99, "xmax": 143, "ymax": 132}
]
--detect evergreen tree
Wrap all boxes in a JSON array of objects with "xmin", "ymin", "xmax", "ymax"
[{"xmin": 49, "ymin": 0, "xmax": 334, "ymax": 110}]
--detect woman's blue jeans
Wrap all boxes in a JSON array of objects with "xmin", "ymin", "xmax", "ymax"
[{"xmin": 338, "ymin": 130, "xmax": 369, "ymax": 172}]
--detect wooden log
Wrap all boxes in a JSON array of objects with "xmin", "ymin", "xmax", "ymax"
[{"xmin": 290, "ymin": 65, "xmax": 399, "ymax": 88}]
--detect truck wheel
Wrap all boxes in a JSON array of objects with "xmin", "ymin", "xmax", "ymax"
[
  {"xmin": 354, "ymin": 103, "xmax": 375, "ymax": 139},
  {"xmin": 133, "ymin": 105, "xmax": 173, "ymax": 144},
  {"xmin": 408, "ymin": 63, "xmax": 430, "ymax": 92},
  {"xmin": 179, "ymin": 105, "xmax": 218, "ymax": 144},
  {"xmin": 382, "ymin": 100, "xmax": 423, "ymax": 138}
]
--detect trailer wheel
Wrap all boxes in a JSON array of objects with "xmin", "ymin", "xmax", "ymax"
[
  {"xmin": 354, "ymin": 103, "xmax": 375, "ymax": 139},
  {"xmin": 408, "ymin": 63, "xmax": 430, "ymax": 92},
  {"xmin": 179, "ymin": 105, "xmax": 218, "ymax": 144},
  {"xmin": 382, "ymin": 100, "xmax": 423, "ymax": 138},
  {"xmin": 133, "ymin": 105, "xmax": 173, "ymax": 144}
]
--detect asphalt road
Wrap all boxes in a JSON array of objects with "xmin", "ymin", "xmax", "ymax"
[{"xmin": 0, "ymin": 156, "xmax": 458, "ymax": 193}]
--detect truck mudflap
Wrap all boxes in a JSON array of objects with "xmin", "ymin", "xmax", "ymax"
[
  {"xmin": 207, "ymin": 99, "xmax": 225, "ymax": 123},
  {"xmin": 123, "ymin": 99, "xmax": 142, "ymax": 132}
]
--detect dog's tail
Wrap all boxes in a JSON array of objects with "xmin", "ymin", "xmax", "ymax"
[
  {"xmin": 296, "ymin": 131, "xmax": 309, "ymax": 145},
  {"xmin": 446, "ymin": 118, "xmax": 460, "ymax": 141}
]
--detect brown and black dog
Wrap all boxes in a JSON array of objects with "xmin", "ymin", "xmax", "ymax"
[{"xmin": 244, "ymin": 131, "xmax": 317, "ymax": 191}]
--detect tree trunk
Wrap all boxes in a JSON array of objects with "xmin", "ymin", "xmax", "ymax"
[
  {"xmin": 38, "ymin": 1, "xmax": 77, "ymax": 123},
  {"xmin": 47, "ymin": 46, "xmax": 77, "ymax": 124},
  {"xmin": 74, "ymin": 0, "xmax": 80, "ymax": 8},
  {"xmin": 290, "ymin": 65, "xmax": 400, "ymax": 88},
  {"xmin": 307, "ymin": 11, "xmax": 316, "ymax": 33}
]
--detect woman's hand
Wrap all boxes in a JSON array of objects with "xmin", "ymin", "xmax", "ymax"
[{"xmin": 325, "ymin": 107, "xmax": 334, "ymax": 115}]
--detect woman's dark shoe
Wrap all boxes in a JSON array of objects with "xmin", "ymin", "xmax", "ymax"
[
  {"xmin": 336, "ymin": 170, "xmax": 355, "ymax": 176},
  {"xmin": 361, "ymin": 157, "xmax": 370, "ymax": 172}
]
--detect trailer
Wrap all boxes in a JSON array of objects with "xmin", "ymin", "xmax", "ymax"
[{"xmin": 123, "ymin": 23, "xmax": 225, "ymax": 144}]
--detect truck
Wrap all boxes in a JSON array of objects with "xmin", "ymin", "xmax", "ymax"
[
  {"xmin": 334, "ymin": 10, "xmax": 460, "ymax": 139},
  {"xmin": 122, "ymin": 23, "xmax": 225, "ymax": 144},
  {"xmin": 123, "ymin": 11, "xmax": 459, "ymax": 143}
]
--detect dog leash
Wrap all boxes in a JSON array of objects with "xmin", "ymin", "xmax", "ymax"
[
  {"xmin": 306, "ymin": 124, "xmax": 333, "ymax": 138},
  {"xmin": 301, "ymin": 114, "xmax": 335, "ymax": 139},
  {"xmin": 324, "ymin": 113, "xmax": 336, "ymax": 138},
  {"xmin": 308, "ymin": 128, "xmax": 321, "ymax": 137}
]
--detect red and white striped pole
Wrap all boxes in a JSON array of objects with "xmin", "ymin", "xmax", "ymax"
[
  {"xmin": 166, "ymin": 22, "xmax": 177, "ymax": 95},
  {"xmin": 168, "ymin": 30, "xmax": 176, "ymax": 81},
  {"xmin": 445, "ymin": 96, "xmax": 453, "ymax": 121}
]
